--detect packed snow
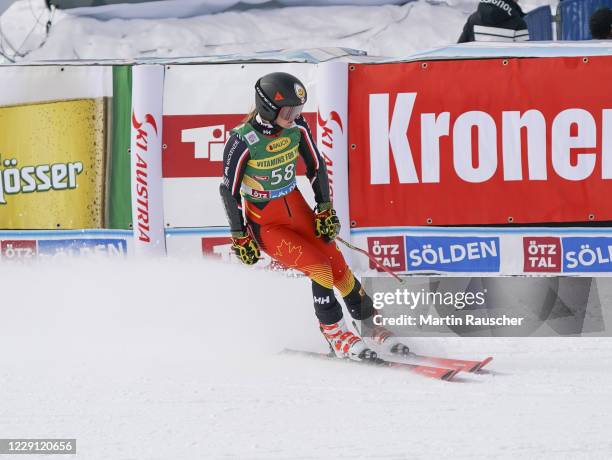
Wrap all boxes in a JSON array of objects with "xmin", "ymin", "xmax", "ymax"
[
  {"xmin": 2, "ymin": 1, "xmax": 611, "ymax": 459},
  {"xmin": 1, "ymin": 0, "xmax": 557, "ymax": 62},
  {"xmin": 1, "ymin": 258, "xmax": 611, "ymax": 459}
]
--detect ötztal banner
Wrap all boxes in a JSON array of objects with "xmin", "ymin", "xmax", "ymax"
[
  {"xmin": 350, "ymin": 228, "xmax": 612, "ymax": 275},
  {"xmin": 348, "ymin": 57, "xmax": 612, "ymax": 227}
]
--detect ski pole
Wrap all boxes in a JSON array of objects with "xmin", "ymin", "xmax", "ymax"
[{"xmin": 336, "ymin": 236, "xmax": 404, "ymax": 283}]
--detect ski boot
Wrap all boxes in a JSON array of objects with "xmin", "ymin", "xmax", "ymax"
[
  {"xmin": 320, "ymin": 319, "xmax": 378, "ymax": 362},
  {"xmin": 345, "ymin": 284, "xmax": 411, "ymax": 357},
  {"xmin": 358, "ymin": 319, "xmax": 411, "ymax": 357}
]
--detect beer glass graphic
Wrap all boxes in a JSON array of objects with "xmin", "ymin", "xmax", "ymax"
[{"xmin": 0, "ymin": 97, "xmax": 108, "ymax": 229}]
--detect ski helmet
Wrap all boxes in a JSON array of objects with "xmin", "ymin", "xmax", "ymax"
[{"xmin": 254, "ymin": 72, "xmax": 307, "ymax": 122}]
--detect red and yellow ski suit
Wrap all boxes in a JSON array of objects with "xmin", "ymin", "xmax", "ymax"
[{"xmin": 219, "ymin": 115, "xmax": 363, "ymax": 323}]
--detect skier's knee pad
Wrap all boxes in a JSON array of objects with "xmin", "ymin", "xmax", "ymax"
[
  {"xmin": 312, "ymin": 280, "xmax": 342, "ymax": 324},
  {"xmin": 343, "ymin": 279, "xmax": 375, "ymax": 320}
]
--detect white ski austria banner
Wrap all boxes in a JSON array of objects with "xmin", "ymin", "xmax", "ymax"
[
  {"xmin": 130, "ymin": 65, "xmax": 166, "ymax": 256},
  {"xmin": 315, "ymin": 62, "xmax": 351, "ymax": 263}
]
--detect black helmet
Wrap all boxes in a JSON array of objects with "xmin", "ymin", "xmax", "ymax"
[{"xmin": 255, "ymin": 72, "xmax": 307, "ymax": 122}]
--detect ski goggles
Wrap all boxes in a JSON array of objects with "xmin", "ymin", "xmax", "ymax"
[{"xmin": 277, "ymin": 104, "xmax": 304, "ymax": 122}]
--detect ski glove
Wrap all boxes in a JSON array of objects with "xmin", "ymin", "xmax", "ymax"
[
  {"xmin": 231, "ymin": 230, "xmax": 261, "ymax": 265},
  {"xmin": 314, "ymin": 202, "xmax": 341, "ymax": 243}
]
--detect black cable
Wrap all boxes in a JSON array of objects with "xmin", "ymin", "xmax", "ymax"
[{"xmin": 0, "ymin": 0, "xmax": 55, "ymax": 61}]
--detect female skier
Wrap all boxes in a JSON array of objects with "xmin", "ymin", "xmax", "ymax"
[{"xmin": 219, "ymin": 72, "xmax": 408, "ymax": 361}]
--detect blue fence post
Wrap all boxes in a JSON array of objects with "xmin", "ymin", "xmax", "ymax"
[{"xmin": 525, "ymin": 5, "xmax": 554, "ymax": 40}]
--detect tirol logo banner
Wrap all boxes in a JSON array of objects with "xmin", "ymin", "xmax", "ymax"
[
  {"xmin": 201, "ymin": 237, "xmax": 232, "ymax": 259},
  {"xmin": 348, "ymin": 57, "xmax": 612, "ymax": 227},
  {"xmin": 162, "ymin": 113, "xmax": 316, "ymax": 178}
]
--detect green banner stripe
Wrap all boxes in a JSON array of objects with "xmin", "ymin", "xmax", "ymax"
[{"xmin": 108, "ymin": 65, "xmax": 133, "ymax": 229}]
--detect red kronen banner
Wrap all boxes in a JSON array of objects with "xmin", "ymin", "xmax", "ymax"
[{"xmin": 348, "ymin": 57, "xmax": 612, "ymax": 227}]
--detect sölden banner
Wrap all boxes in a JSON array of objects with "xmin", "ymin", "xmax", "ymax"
[{"xmin": 348, "ymin": 57, "xmax": 612, "ymax": 227}]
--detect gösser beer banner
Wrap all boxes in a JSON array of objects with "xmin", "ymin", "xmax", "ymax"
[
  {"xmin": 0, "ymin": 66, "xmax": 112, "ymax": 229},
  {"xmin": 348, "ymin": 56, "xmax": 612, "ymax": 227}
]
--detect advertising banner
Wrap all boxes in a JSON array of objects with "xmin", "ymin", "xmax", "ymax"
[
  {"xmin": 130, "ymin": 65, "xmax": 166, "ymax": 256},
  {"xmin": 562, "ymin": 237, "xmax": 612, "ymax": 273},
  {"xmin": 352, "ymin": 227, "xmax": 612, "ymax": 275},
  {"xmin": 315, "ymin": 62, "xmax": 350, "ymax": 261},
  {"xmin": 404, "ymin": 235, "xmax": 500, "ymax": 273},
  {"xmin": 0, "ymin": 66, "xmax": 112, "ymax": 229},
  {"xmin": 0, "ymin": 230, "xmax": 132, "ymax": 261},
  {"xmin": 162, "ymin": 63, "xmax": 318, "ymax": 228},
  {"xmin": 348, "ymin": 57, "xmax": 612, "ymax": 227},
  {"xmin": 162, "ymin": 63, "xmax": 321, "ymax": 257}
]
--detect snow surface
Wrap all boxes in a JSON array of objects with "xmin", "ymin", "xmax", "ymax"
[
  {"xmin": 2, "ymin": 1, "xmax": 611, "ymax": 458},
  {"xmin": 1, "ymin": 257, "xmax": 611, "ymax": 459},
  {"xmin": 1, "ymin": 0, "xmax": 556, "ymax": 62}
]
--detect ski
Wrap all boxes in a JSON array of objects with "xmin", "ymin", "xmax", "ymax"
[
  {"xmin": 281, "ymin": 348, "xmax": 461, "ymax": 381},
  {"xmin": 389, "ymin": 352, "xmax": 493, "ymax": 373}
]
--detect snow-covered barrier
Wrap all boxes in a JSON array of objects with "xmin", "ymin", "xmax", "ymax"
[
  {"xmin": 46, "ymin": 0, "xmax": 411, "ymax": 20},
  {"xmin": 1, "ymin": 44, "xmax": 612, "ymax": 273}
]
